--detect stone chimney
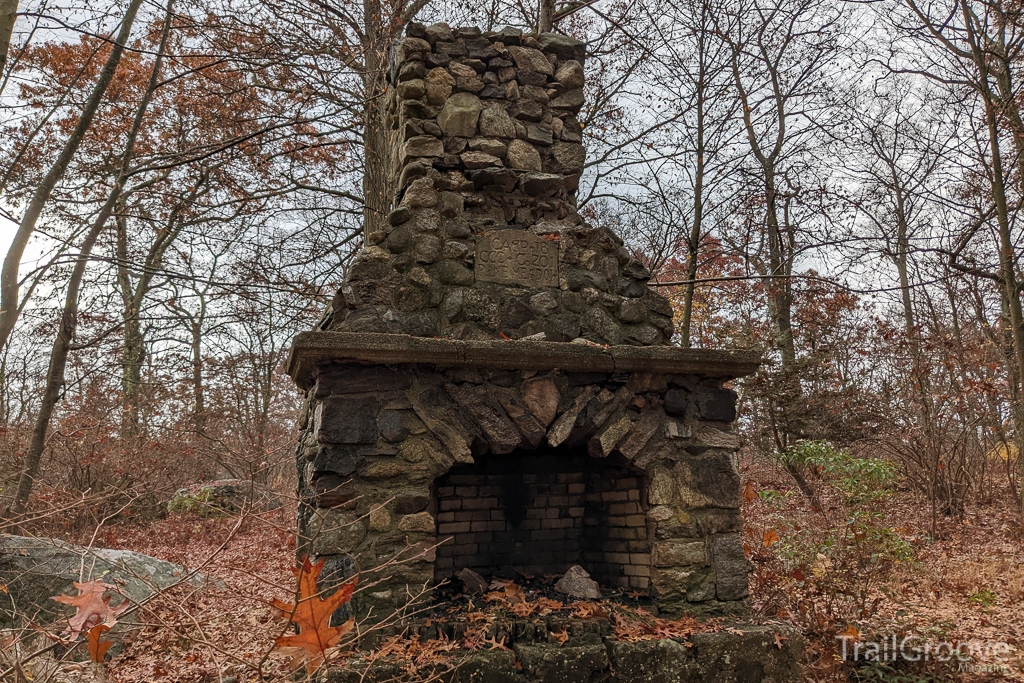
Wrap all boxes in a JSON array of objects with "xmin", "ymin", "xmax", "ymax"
[
  {"xmin": 325, "ymin": 24, "xmax": 675, "ymax": 346},
  {"xmin": 287, "ymin": 24, "xmax": 759, "ymax": 630}
]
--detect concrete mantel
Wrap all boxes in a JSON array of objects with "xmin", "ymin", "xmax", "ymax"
[{"xmin": 285, "ymin": 331, "xmax": 760, "ymax": 388}]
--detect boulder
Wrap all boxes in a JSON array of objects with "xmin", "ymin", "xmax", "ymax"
[
  {"xmin": 168, "ymin": 478, "xmax": 282, "ymax": 515},
  {"xmin": 0, "ymin": 535, "xmax": 214, "ymax": 628},
  {"xmin": 457, "ymin": 567, "xmax": 489, "ymax": 594}
]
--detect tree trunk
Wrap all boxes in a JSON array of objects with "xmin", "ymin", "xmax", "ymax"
[
  {"xmin": 0, "ymin": 0, "xmax": 144, "ymax": 355},
  {"xmin": 764, "ymin": 169, "xmax": 797, "ymax": 366},
  {"xmin": 0, "ymin": 0, "xmax": 16, "ymax": 84},
  {"xmin": 982, "ymin": 90, "xmax": 1024, "ymax": 518},
  {"xmin": 8, "ymin": 0, "xmax": 170, "ymax": 515},
  {"xmin": 360, "ymin": 0, "xmax": 392, "ymax": 241},
  {"xmin": 538, "ymin": 0, "xmax": 556, "ymax": 33},
  {"xmin": 115, "ymin": 212, "xmax": 142, "ymax": 437},
  {"xmin": 11, "ymin": 199, "xmax": 113, "ymax": 514},
  {"xmin": 191, "ymin": 320, "xmax": 205, "ymax": 432},
  {"xmin": 680, "ymin": 52, "xmax": 707, "ymax": 349}
]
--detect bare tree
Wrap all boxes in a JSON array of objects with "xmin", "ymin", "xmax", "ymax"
[
  {"xmin": 0, "ymin": 0, "xmax": 145, "ymax": 356},
  {"xmin": 8, "ymin": 0, "xmax": 169, "ymax": 515}
]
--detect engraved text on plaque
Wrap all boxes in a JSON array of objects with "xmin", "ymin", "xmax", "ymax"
[{"xmin": 475, "ymin": 231, "xmax": 558, "ymax": 287}]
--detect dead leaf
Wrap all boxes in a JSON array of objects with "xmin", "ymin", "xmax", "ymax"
[
  {"xmin": 87, "ymin": 624, "xmax": 114, "ymax": 662},
  {"xmin": 838, "ymin": 625, "xmax": 860, "ymax": 640},
  {"xmin": 51, "ymin": 579, "xmax": 130, "ymax": 641},
  {"xmin": 742, "ymin": 480, "xmax": 758, "ymax": 503},
  {"xmin": 271, "ymin": 556, "xmax": 357, "ymax": 673}
]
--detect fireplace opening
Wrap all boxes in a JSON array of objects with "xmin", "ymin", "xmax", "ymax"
[{"xmin": 433, "ymin": 448, "xmax": 651, "ymax": 592}]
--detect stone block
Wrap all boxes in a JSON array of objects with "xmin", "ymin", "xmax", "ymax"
[
  {"xmin": 307, "ymin": 509, "xmax": 366, "ymax": 555},
  {"xmin": 514, "ymin": 644, "xmax": 608, "ymax": 683},
  {"xmin": 394, "ymin": 492, "xmax": 430, "ymax": 514},
  {"xmin": 506, "ymin": 139, "xmax": 542, "ymax": 171},
  {"xmin": 550, "ymin": 89, "xmax": 583, "ymax": 111},
  {"xmin": 674, "ymin": 452, "xmax": 741, "ymax": 508},
  {"xmin": 425, "ymin": 67, "xmax": 456, "ymax": 105},
  {"xmin": 695, "ymin": 385, "xmax": 738, "ymax": 422},
  {"xmin": 317, "ymin": 397, "xmax": 379, "ymax": 444},
  {"xmin": 368, "ymin": 506, "xmax": 392, "ymax": 531},
  {"xmin": 479, "ymin": 105, "xmax": 516, "ymax": 137},
  {"xmin": 512, "ymin": 101, "xmax": 546, "ymax": 123},
  {"xmin": 520, "ymin": 172, "xmax": 563, "ymax": 196},
  {"xmin": 438, "ymin": 92, "xmax": 482, "ymax": 137},
  {"xmin": 537, "ymin": 33, "xmax": 586, "ymax": 62},
  {"xmin": 397, "ymin": 511, "xmax": 435, "ymax": 532},
  {"xmin": 711, "ymin": 534, "xmax": 748, "ymax": 601},
  {"xmin": 555, "ymin": 60, "xmax": 584, "ymax": 89},
  {"xmin": 653, "ymin": 539, "xmax": 708, "ymax": 567},
  {"xmin": 312, "ymin": 447, "xmax": 365, "ymax": 476},
  {"xmin": 506, "ymin": 45, "xmax": 554, "ymax": 75},
  {"xmin": 402, "ymin": 135, "xmax": 444, "ymax": 163}
]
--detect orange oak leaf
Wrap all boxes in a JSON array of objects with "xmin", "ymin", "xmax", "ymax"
[
  {"xmin": 51, "ymin": 580, "xmax": 130, "ymax": 641},
  {"xmin": 87, "ymin": 624, "xmax": 113, "ymax": 662},
  {"xmin": 271, "ymin": 556, "xmax": 357, "ymax": 673},
  {"xmin": 742, "ymin": 480, "xmax": 758, "ymax": 503}
]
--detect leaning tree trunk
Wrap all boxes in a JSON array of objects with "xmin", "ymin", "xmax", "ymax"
[
  {"xmin": 0, "ymin": 0, "xmax": 144, "ymax": 356},
  {"xmin": 9, "ymin": 1, "xmax": 170, "ymax": 515},
  {"xmin": 0, "ymin": 0, "xmax": 16, "ymax": 86}
]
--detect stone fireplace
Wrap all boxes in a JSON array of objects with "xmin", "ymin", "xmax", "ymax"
[{"xmin": 285, "ymin": 23, "xmax": 759, "ymax": 626}]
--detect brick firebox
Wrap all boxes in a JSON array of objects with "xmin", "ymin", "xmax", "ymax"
[{"xmin": 434, "ymin": 449, "xmax": 651, "ymax": 590}]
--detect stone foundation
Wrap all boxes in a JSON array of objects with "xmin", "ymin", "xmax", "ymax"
[{"xmin": 325, "ymin": 621, "xmax": 804, "ymax": 683}]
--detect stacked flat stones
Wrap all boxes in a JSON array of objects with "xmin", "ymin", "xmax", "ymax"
[{"xmin": 327, "ymin": 23, "xmax": 676, "ymax": 345}]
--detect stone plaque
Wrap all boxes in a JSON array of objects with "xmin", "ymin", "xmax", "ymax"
[{"xmin": 475, "ymin": 231, "xmax": 558, "ymax": 287}]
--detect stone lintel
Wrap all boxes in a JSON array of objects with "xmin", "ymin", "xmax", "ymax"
[{"xmin": 286, "ymin": 331, "xmax": 760, "ymax": 388}]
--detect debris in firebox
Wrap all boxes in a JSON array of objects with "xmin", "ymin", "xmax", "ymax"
[
  {"xmin": 553, "ymin": 564, "xmax": 601, "ymax": 599},
  {"xmin": 457, "ymin": 567, "xmax": 488, "ymax": 595}
]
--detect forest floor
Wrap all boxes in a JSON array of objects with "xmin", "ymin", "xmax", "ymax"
[
  {"xmin": 741, "ymin": 455, "xmax": 1024, "ymax": 682},
  {"xmin": 13, "ymin": 460, "xmax": 1024, "ymax": 682}
]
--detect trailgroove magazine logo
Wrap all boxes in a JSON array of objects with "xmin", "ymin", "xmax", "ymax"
[{"xmin": 837, "ymin": 633, "xmax": 1014, "ymax": 673}]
